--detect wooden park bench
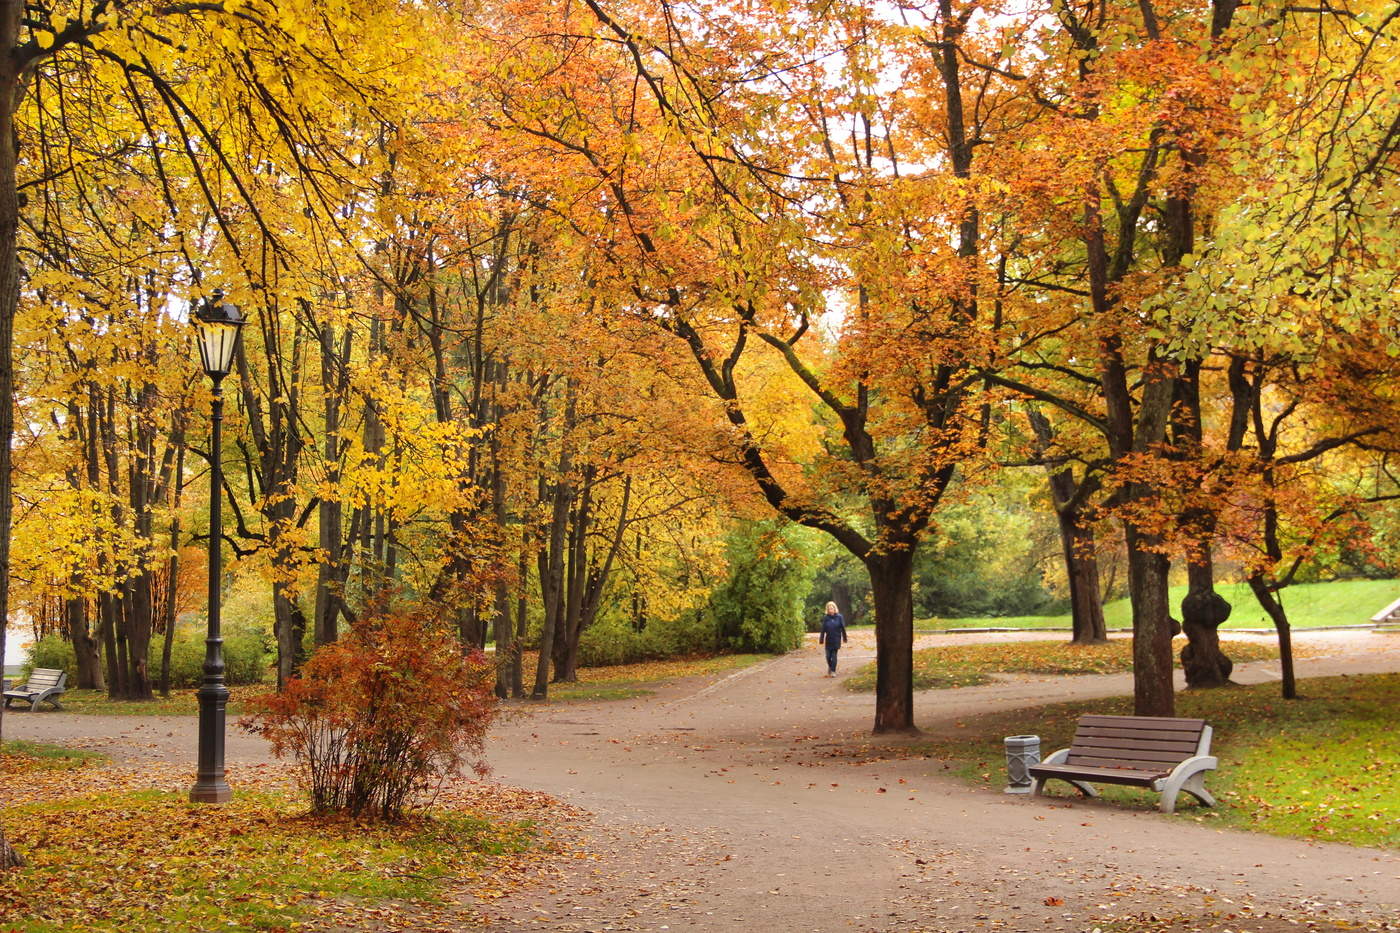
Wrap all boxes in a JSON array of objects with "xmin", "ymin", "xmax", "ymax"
[
  {"xmin": 3, "ymin": 668, "xmax": 67, "ymax": 711},
  {"xmin": 1029, "ymin": 714, "xmax": 1217, "ymax": 814}
]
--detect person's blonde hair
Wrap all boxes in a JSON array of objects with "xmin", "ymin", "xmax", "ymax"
[{"xmin": 825, "ymin": 601, "xmax": 839, "ymax": 614}]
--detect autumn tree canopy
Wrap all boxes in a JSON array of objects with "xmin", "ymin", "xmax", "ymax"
[{"xmin": 1, "ymin": 0, "xmax": 1397, "ymax": 752}]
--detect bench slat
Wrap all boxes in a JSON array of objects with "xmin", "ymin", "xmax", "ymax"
[
  {"xmin": 1078, "ymin": 715, "xmax": 1206, "ymax": 729},
  {"xmin": 1074, "ymin": 723, "xmax": 1204, "ymax": 741},
  {"xmin": 1072, "ymin": 731, "xmax": 1201, "ymax": 748},
  {"xmin": 1069, "ymin": 745, "xmax": 1192, "ymax": 762},
  {"xmin": 1070, "ymin": 739, "xmax": 1201, "ymax": 758},
  {"xmin": 1065, "ymin": 755, "xmax": 1173, "ymax": 772},
  {"xmin": 1030, "ymin": 764, "xmax": 1160, "ymax": 787},
  {"xmin": 1067, "ymin": 751, "xmax": 1194, "ymax": 769}
]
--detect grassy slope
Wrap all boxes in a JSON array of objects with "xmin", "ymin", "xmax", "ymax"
[{"xmin": 915, "ymin": 578, "xmax": 1400, "ymax": 630}]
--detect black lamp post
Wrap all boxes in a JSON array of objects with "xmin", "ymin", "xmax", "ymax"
[{"xmin": 189, "ymin": 293, "xmax": 246, "ymax": 804}]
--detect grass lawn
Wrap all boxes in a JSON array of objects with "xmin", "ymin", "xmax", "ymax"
[
  {"xmin": 34, "ymin": 685, "xmax": 263, "ymax": 716},
  {"xmin": 897, "ymin": 673, "xmax": 1399, "ymax": 849},
  {"xmin": 906, "ymin": 578, "xmax": 1400, "ymax": 631},
  {"xmin": 0, "ymin": 743, "xmax": 546, "ymax": 932},
  {"xmin": 843, "ymin": 637, "xmax": 1296, "ymax": 692}
]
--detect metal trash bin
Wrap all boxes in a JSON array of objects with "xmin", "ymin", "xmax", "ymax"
[{"xmin": 1004, "ymin": 734, "xmax": 1040, "ymax": 794}]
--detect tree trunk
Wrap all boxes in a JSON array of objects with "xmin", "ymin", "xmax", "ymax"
[
  {"xmin": 159, "ymin": 443, "xmax": 186, "ymax": 698},
  {"xmin": 0, "ymin": 0, "xmax": 26, "ymax": 865},
  {"xmin": 274, "ymin": 581, "xmax": 306, "ymax": 689},
  {"xmin": 1028, "ymin": 395, "xmax": 1108, "ymax": 645},
  {"xmin": 1248, "ymin": 574, "xmax": 1298, "ymax": 700},
  {"xmin": 866, "ymin": 549, "xmax": 917, "ymax": 734},
  {"xmin": 314, "ymin": 319, "xmax": 353, "ymax": 645},
  {"xmin": 1063, "ymin": 519, "xmax": 1108, "ymax": 644},
  {"xmin": 554, "ymin": 472, "xmax": 592, "ymax": 683},
  {"xmin": 1180, "ymin": 554, "xmax": 1233, "ymax": 688},
  {"xmin": 67, "ymin": 597, "xmax": 104, "ymax": 690},
  {"xmin": 532, "ymin": 492, "xmax": 568, "ymax": 698},
  {"xmin": 512, "ymin": 530, "xmax": 528, "ymax": 698},
  {"xmin": 1125, "ymin": 527, "xmax": 1176, "ymax": 717}
]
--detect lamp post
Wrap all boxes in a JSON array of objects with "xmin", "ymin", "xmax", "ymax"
[{"xmin": 189, "ymin": 293, "xmax": 246, "ymax": 804}]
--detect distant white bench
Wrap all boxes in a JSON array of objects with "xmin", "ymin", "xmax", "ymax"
[
  {"xmin": 1029, "ymin": 714, "xmax": 1217, "ymax": 814},
  {"xmin": 3, "ymin": 668, "xmax": 67, "ymax": 711}
]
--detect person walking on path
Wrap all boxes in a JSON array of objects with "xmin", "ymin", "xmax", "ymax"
[{"xmin": 818, "ymin": 601, "xmax": 847, "ymax": 676}]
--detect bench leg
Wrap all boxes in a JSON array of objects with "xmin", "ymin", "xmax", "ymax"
[
  {"xmin": 1033, "ymin": 776, "xmax": 1098, "ymax": 800},
  {"xmin": 1159, "ymin": 762, "xmax": 1216, "ymax": 814}
]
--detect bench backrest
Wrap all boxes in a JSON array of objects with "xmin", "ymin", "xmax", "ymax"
[
  {"xmin": 23, "ymin": 669, "xmax": 65, "ymax": 689},
  {"xmin": 1065, "ymin": 715, "xmax": 1209, "ymax": 772}
]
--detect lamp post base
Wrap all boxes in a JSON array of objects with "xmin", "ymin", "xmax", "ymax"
[{"xmin": 188, "ymin": 781, "xmax": 233, "ymax": 804}]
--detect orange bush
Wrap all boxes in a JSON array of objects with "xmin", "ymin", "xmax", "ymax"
[{"xmin": 242, "ymin": 607, "xmax": 497, "ymax": 820}]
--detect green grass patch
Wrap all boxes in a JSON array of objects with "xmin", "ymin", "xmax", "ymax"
[
  {"xmin": 907, "ymin": 578, "xmax": 1400, "ymax": 631},
  {"xmin": 843, "ymin": 637, "xmax": 1288, "ymax": 692},
  {"xmin": 41, "ymin": 686, "xmax": 259, "ymax": 716},
  {"xmin": 901, "ymin": 673, "xmax": 1400, "ymax": 848},
  {"xmin": 538, "ymin": 653, "xmax": 771, "ymax": 702},
  {"xmin": 0, "ymin": 779, "xmax": 537, "ymax": 932}
]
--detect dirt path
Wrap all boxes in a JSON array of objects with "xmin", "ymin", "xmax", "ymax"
[{"xmin": 8, "ymin": 631, "xmax": 1400, "ymax": 932}]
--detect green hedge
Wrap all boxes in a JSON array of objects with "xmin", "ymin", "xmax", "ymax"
[{"xmin": 24, "ymin": 626, "xmax": 269, "ymax": 689}]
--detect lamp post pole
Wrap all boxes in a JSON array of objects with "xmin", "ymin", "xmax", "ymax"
[
  {"xmin": 189, "ymin": 294, "xmax": 244, "ymax": 805},
  {"xmin": 190, "ymin": 372, "xmax": 231, "ymax": 803}
]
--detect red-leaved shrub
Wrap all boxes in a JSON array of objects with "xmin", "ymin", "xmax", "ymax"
[{"xmin": 242, "ymin": 607, "xmax": 497, "ymax": 820}]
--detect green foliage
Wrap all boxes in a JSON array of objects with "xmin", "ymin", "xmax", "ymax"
[
  {"xmin": 709, "ymin": 522, "xmax": 812, "ymax": 653},
  {"xmin": 23, "ymin": 634, "xmax": 75, "ymax": 681},
  {"xmin": 243, "ymin": 605, "xmax": 498, "ymax": 821},
  {"xmin": 575, "ymin": 522, "xmax": 809, "ymax": 664},
  {"xmin": 23, "ymin": 626, "xmax": 268, "ymax": 688},
  {"xmin": 161, "ymin": 624, "xmax": 270, "ymax": 688},
  {"xmin": 802, "ymin": 538, "xmax": 870, "ymax": 628},
  {"xmin": 913, "ymin": 484, "xmax": 1064, "ymax": 619},
  {"xmin": 802, "ymin": 477, "xmax": 1067, "ymax": 624},
  {"xmin": 576, "ymin": 609, "xmax": 718, "ymax": 667}
]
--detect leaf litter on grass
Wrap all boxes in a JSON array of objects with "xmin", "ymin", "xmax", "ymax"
[
  {"xmin": 845, "ymin": 637, "xmax": 1302, "ymax": 692},
  {"xmin": 0, "ymin": 744, "xmax": 575, "ymax": 932}
]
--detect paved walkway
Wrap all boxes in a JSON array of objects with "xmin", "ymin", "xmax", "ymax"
[{"xmin": 7, "ymin": 631, "xmax": 1400, "ymax": 932}]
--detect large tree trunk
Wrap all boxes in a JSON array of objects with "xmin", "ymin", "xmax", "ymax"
[
  {"xmin": 314, "ymin": 320, "xmax": 352, "ymax": 646},
  {"xmin": 67, "ymin": 596, "xmax": 104, "ymax": 690},
  {"xmin": 0, "ymin": 0, "xmax": 26, "ymax": 865},
  {"xmin": 1125, "ymin": 527, "xmax": 1176, "ymax": 717},
  {"xmin": 1180, "ymin": 554, "xmax": 1233, "ymax": 688},
  {"xmin": 867, "ymin": 549, "xmax": 916, "ymax": 734}
]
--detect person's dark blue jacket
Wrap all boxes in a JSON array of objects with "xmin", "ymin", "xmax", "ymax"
[{"xmin": 819, "ymin": 612, "xmax": 847, "ymax": 647}]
